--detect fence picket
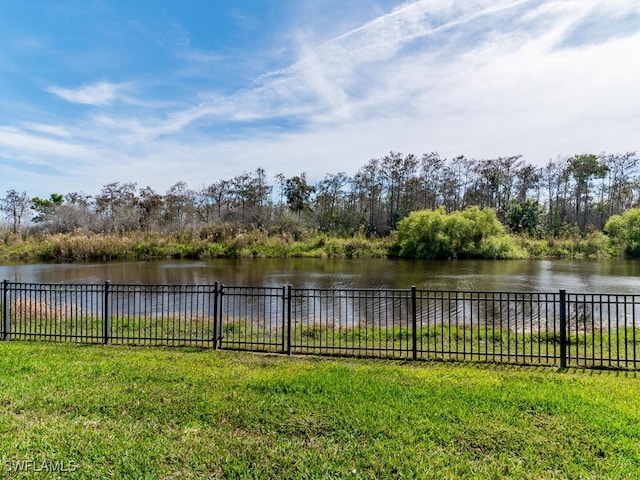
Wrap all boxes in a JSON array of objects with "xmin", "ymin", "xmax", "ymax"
[{"xmin": 2, "ymin": 279, "xmax": 8, "ymax": 340}]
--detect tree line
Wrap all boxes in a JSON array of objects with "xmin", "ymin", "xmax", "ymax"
[{"xmin": 1, "ymin": 151, "xmax": 638, "ymax": 238}]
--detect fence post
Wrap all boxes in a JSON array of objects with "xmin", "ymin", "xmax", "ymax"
[
  {"xmin": 212, "ymin": 282, "xmax": 219, "ymax": 350},
  {"xmin": 218, "ymin": 284, "xmax": 224, "ymax": 349},
  {"xmin": 103, "ymin": 281, "xmax": 111, "ymax": 344},
  {"xmin": 2, "ymin": 279, "xmax": 8, "ymax": 341},
  {"xmin": 286, "ymin": 285, "xmax": 292, "ymax": 356},
  {"xmin": 281, "ymin": 286, "xmax": 287, "ymax": 353},
  {"xmin": 559, "ymin": 289, "xmax": 567, "ymax": 369},
  {"xmin": 411, "ymin": 286, "xmax": 417, "ymax": 361}
]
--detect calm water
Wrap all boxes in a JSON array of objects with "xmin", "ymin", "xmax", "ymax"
[{"xmin": 2, "ymin": 258, "xmax": 640, "ymax": 293}]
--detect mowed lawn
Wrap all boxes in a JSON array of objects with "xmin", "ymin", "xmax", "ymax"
[{"xmin": 0, "ymin": 343, "xmax": 639, "ymax": 479}]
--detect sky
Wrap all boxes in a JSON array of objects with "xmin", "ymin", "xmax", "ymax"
[{"xmin": 0, "ymin": 0, "xmax": 639, "ymax": 198}]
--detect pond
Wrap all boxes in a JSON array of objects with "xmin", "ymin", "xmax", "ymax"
[{"xmin": 2, "ymin": 258, "xmax": 640, "ymax": 293}]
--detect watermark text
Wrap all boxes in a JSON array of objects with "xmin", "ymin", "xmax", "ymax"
[{"xmin": 3, "ymin": 458, "xmax": 79, "ymax": 473}]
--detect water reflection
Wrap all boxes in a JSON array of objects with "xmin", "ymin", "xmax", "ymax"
[{"xmin": 2, "ymin": 258, "xmax": 640, "ymax": 293}]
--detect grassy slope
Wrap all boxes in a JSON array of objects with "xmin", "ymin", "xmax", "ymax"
[{"xmin": 1, "ymin": 343, "xmax": 639, "ymax": 479}]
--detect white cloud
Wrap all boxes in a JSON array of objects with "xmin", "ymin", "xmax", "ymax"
[
  {"xmin": 22, "ymin": 122, "xmax": 71, "ymax": 138},
  {"xmin": 0, "ymin": 125, "xmax": 93, "ymax": 160},
  {"xmin": 48, "ymin": 81, "xmax": 122, "ymax": 106},
  {"xmin": 2, "ymin": 0, "xmax": 639, "ymax": 197}
]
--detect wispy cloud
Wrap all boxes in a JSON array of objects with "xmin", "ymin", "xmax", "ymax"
[
  {"xmin": 556, "ymin": 0, "xmax": 640, "ymax": 48},
  {"xmin": 22, "ymin": 122, "xmax": 71, "ymax": 138},
  {"xmin": 0, "ymin": 125, "xmax": 94, "ymax": 160},
  {"xmin": 48, "ymin": 81, "xmax": 122, "ymax": 106},
  {"xmin": 1, "ymin": 0, "xmax": 638, "ymax": 197}
]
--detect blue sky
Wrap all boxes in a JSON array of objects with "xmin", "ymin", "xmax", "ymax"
[{"xmin": 1, "ymin": 0, "xmax": 639, "ymax": 197}]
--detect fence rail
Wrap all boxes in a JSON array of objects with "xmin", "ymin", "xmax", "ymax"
[{"xmin": 2, "ymin": 280, "xmax": 640, "ymax": 370}]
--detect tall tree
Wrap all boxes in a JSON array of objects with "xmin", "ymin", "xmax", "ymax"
[
  {"xmin": 63, "ymin": 192, "xmax": 93, "ymax": 231},
  {"xmin": 164, "ymin": 182, "xmax": 195, "ymax": 231},
  {"xmin": 284, "ymin": 173, "xmax": 315, "ymax": 218},
  {"xmin": 231, "ymin": 169, "xmax": 272, "ymax": 227},
  {"xmin": 354, "ymin": 159, "xmax": 384, "ymax": 234},
  {"xmin": 138, "ymin": 187, "xmax": 164, "ymax": 232},
  {"xmin": 418, "ymin": 152, "xmax": 443, "ymax": 210},
  {"xmin": 567, "ymin": 154, "xmax": 608, "ymax": 231},
  {"xmin": 543, "ymin": 158, "xmax": 570, "ymax": 236},
  {"xmin": 315, "ymin": 172, "xmax": 349, "ymax": 232},
  {"xmin": 515, "ymin": 164, "xmax": 542, "ymax": 203},
  {"xmin": 603, "ymin": 152, "xmax": 638, "ymax": 217},
  {"xmin": 95, "ymin": 182, "xmax": 139, "ymax": 232},
  {"xmin": 197, "ymin": 180, "xmax": 231, "ymax": 224},
  {"xmin": 31, "ymin": 193, "xmax": 65, "ymax": 227},
  {"xmin": 441, "ymin": 157, "xmax": 468, "ymax": 213},
  {"xmin": 1, "ymin": 190, "xmax": 30, "ymax": 234},
  {"xmin": 381, "ymin": 151, "xmax": 418, "ymax": 229}
]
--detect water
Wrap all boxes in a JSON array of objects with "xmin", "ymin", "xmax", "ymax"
[
  {"xmin": 4, "ymin": 259, "xmax": 640, "ymax": 339},
  {"xmin": 2, "ymin": 258, "xmax": 640, "ymax": 293}
]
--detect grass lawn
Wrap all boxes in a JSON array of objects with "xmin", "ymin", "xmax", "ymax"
[{"xmin": 0, "ymin": 343, "xmax": 639, "ymax": 479}]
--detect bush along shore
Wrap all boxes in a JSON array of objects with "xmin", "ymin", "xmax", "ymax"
[
  {"xmin": 0, "ymin": 229, "xmax": 620, "ymax": 263},
  {"xmin": 1, "ymin": 205, "xmax": 638, "ymax": 262}
]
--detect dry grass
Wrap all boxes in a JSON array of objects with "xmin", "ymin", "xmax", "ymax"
[
  {"xmin": 0, "ymin": 229, "xmax": 392, "ymax": 261},
  {"xmin": 10, "ymin": 298, "xmax": 64, "ymax": 321}
]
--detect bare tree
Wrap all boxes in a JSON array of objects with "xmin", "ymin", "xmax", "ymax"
[
  {"xmin": 354, "ymin": 159, "xmax": 386, "ymax": 234},
  {"xmin": 95, "ymin": 182, "xmax": 139, "ymax": 232},
  {"xmin": 230, "ymin": 169, "xmax": 272, "ymax": 227},
  {"xmin": 62, "ymin": 192, "xmax": 93, "ymax": 231},
  {"xmin": 315, "ymin": 172, "xmax": 348, "ymax": 231},
  {"xmin": 418, "ymin": 152, "xmax": 444, "ymax": 210},
  {"xmin": 164, "ymin": 182, "xmax": 196, "ymax": 232},
  {"xmin": 196, "ymin": 180, "xmax": 231, "ymax": 224},
  {"xmin": 138, "ymin": 187, "xmax": 164, "ymax": 232},
  {"xmin": 1, "ymin": 190, "xmax": 30, "ymax": 234},
  {"xmin": 381, "ymin": 151, "xmax": 418, "ymax": 229},
  {"xmin": 603, "ymin": 152, "xmax": 638, "ymax": 216}
]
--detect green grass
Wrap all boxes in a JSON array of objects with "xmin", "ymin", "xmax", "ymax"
[
  {"xmin": 1, "ymin": 343, "xmax": 640, "ymax": 479},
  {"xmin": 7, "ymin": 313, "xmax": 217, "ymax": 347},
  {"xmin": 6, "ymin": 314, "xmax": 640, "ymax": 368},
  {"xmin": 290, "ymin": 324, "xmax": 640, "ymax": 368}
]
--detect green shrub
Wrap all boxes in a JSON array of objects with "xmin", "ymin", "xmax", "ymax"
[
  {"xmin": 396, "ymin": 207, "xmax": 526, "ymax": 259},
  {"xmin": 478, "ymin": 235, "xmax": 527, "ymax": 259},
  {"xmin": 605, "ymin": 209, "xmax": 640, "ymax": 257}
]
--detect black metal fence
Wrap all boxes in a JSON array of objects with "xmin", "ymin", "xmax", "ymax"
[{"xmin": 2, "ymin": 280, "xmax": 639, "ymax": 370}]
